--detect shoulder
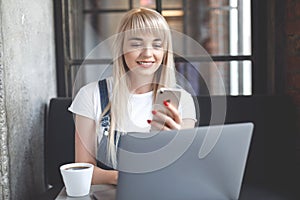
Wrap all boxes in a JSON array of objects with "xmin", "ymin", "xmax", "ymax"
[
  {"xmin": 68, "ymin": 81, "xmax": 99, "ymax": 120},
  {"xmin": 76, "ymin": 77, "xmax": 113, "ymax": 95},
  {"xmin": 180, "ymin": 88, "xmax": 192, "ymax": 97},
  {"xmin": 180, "ymin": 89, "xmax": 195, "ymax": 104},
  {"xmin": 175, "ymin": 86, "xmax": 193, "ymax": 100},
  {"xmin": 177, "ymin": 88, "xmax": 197, "ymax": 122},
  {"xmin": 76, "ymin": 81, "xmax": 99, "ymax": 96}
]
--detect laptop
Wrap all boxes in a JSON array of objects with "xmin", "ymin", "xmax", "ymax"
[{"xmin": 114, "ymin": 122, "xmax": 254, "ymax": 200}]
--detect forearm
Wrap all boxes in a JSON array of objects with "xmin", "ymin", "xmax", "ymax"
[
  {"xmin": 75, "ymin": 153, "xmax": 118, "ymax": 185},
  {"xmin": 92, "ymin": 166, "xmax": 118, "ymax": 185},
  {"xmin": 74, "ymin": 115, "xmax": 118, "ymax": 184},
  {"xmin": 75, "ymin": 157, "xmax": 118, "ymax": 185}
]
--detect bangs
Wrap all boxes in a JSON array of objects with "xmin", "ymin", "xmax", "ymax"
[
  {"xmin": 125, "ymin": 27, "xmax": 167, "ymax": 43},
  {"xmin": 120, "ymin": 9, "xmax": 170, "ymax": 43}
]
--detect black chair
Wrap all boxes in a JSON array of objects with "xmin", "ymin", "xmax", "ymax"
[{"xmin": 38, "ymin": 98, "xmax": 74, "ymax": 199}]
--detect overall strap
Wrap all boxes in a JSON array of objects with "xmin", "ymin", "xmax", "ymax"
[
  {"xmin": 97, "ymin": 79, "xmax": 114, "ymax": 170},
  {"xmin": 98, "ymin": 79, "xmax": 110, "ymax": 115}
]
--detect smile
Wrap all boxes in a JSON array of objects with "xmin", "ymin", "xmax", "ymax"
[
  {"xmin": 136, "ymin": 61, "xmax": 155, "ymax": 67},
  {"xmin": 137, "ymin": 61, "xmax": 155, "ymax": 64}
]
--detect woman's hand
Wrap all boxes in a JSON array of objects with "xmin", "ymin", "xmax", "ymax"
[{"xmin": 149, "ymin": 100, "xmax": 182, "ymax": 130}]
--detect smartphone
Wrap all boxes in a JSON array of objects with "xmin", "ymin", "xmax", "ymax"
[{"xmin": 151, "ymin": 88, "xmax": 182, "ymax": 131}]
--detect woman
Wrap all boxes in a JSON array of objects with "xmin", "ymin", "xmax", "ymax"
[{"xmin": 69, "ymin": 7, "xmax": 196, "ymax": 185}]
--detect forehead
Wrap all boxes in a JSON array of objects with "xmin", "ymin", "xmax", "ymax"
[{"xmin": 123, "ymin": 28, "xmax": 166, "ymax": 41}]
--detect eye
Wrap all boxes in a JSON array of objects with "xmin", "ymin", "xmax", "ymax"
[
  {"xmin": 130, "ymin": 43, "xmax": 142, "ymax": 48},
  {"xmin": 153, "ymin": 43, "xmax": 163, "ymax": 49}
]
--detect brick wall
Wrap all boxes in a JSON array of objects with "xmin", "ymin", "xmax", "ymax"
[{"xmin": 284, "ymin": 0, "xmax": 300, "ymax": 168}]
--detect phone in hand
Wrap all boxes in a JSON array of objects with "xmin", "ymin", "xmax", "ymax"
[{"xmin": 151, "ymin": 88, "xmax": 182, "ymax": 131}]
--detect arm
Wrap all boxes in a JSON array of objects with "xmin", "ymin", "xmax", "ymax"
[{"xmin": 75, "ymin": 115, "xmax": 118, "ymax": 185}]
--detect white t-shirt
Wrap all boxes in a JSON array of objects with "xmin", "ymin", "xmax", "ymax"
[{"xmin": 68, "ymin": 77, "xmax": 196, "ymax": 142}]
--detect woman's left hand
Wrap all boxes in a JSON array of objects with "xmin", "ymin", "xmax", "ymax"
[{"xmin": 148, "ymin": 100, "xmax": 182, "ymax": 130}]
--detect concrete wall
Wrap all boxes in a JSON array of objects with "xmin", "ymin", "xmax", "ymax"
[{"xmin": 0, "ymin": 0, "xmax": 57, "ymax": 199}]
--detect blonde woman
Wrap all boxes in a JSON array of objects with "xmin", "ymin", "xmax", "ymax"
[{"xmin": 69, "ymin": 7, "xmax": 196, "ymax": 185}]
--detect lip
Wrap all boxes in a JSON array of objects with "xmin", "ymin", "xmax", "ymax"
[{"xmin": 136, "ymin": 61, "xmax": 155, "ymax": 68}]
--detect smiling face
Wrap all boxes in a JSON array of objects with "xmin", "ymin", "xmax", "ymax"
[{"xmin": 123, "ymin": 34, "xmax": 165, "ymax": 79}]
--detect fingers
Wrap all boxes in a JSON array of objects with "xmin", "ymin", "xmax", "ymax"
[
  {"xmin": 148, "ymin": 100, "xmax": 182, "ymax": 130},
  {"xmin": 163, "ymin": 100, "xmax": 182, "ymax": 124},
  {"xmin": 152, "ymin": 110, "xmax": 181, "ymax": 130},
  {"xmin": 149, "ymin": 119, "xmax": 171, "ymax": 131}
]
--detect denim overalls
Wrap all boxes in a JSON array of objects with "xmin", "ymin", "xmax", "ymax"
[{"xmin": 96, "ymin": 79, "xmax": 121, "ymax": 170}]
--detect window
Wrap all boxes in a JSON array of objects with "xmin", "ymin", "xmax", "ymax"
[{"xmin": 54, "ymin": 0, "xmax": 267, "ymax": 97}]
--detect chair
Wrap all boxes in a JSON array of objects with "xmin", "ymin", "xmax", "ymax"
[{"xmin": 44, "ymin": 98, "xmax": 74, "ymax": 193}]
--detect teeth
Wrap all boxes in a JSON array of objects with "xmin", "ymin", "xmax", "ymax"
[{"xmin": 138, "ymin": 61, "xmax": 153, "ymax": 65}]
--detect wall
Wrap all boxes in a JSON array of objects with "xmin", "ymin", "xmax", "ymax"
[
  {"xmin": 0, "ymin": 0, "xmax": 56, "ymax": 199},
  {"xmin": 284, "ymin": 0, "xmax": 300, "ymax": 177}
]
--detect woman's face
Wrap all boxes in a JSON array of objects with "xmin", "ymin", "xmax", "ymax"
[{"xmin": 123, "ymin": 34, "xmax": 165, "ymax": 78}]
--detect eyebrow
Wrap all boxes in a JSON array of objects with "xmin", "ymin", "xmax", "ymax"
[
  {"xmin": 128, "ymin": 37, "xmax": 142, "ymax": 41},
  {"xmin": 128, "ymin": 37, "xmax": 162, "ymax": 42}
]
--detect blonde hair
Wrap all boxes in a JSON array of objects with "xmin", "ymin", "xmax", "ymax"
[{"xmin": 102, "ymin": 8, "xmax": 176, "ymax": 168}]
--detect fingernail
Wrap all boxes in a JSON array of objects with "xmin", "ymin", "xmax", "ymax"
[
  {"xmin": 152, "ymin": 110, "xmax": 157, "ymax": 115},
  {"xmin": 163, "ymin": 100, "xmax": 169, "ymax": 107},
  {"xmin": 147, "ymin": 119, "xmax": 152, "ymax": 124}
]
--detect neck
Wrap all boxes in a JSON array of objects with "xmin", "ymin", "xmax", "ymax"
[{"xmin": 129, "ymin": 74, "xmax": 155, "ymax": 94}]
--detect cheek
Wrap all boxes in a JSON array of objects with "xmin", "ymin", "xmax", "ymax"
[
  {"xmin": 156, "ymin": 52, "xmax": 164, "ymax": 63},
  {"xmin": 123, "ymin": 52, "xmax": 136, "ymax": 67}
]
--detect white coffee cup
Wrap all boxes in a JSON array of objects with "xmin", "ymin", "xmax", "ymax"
[{"xmin": 60, "ymin": 162, "xmax": 94, "ymax": 197}]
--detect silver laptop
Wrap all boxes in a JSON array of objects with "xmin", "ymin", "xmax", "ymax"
[{"xmin": 115, "ymin": 122, "xmax": 254, "ymax": 200}]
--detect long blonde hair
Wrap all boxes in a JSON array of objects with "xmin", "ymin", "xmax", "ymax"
[{"xmin": 103, "ymin": 7, "xmax": 176, "ymax": 168}]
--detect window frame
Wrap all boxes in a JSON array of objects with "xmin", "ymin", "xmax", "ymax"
[{"xmin": 53, "ymin": 0, "xmax": 281, "ymax": 97}]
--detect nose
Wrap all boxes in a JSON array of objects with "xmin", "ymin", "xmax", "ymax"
[{"xmin": 141, "ymin": 46, "xmax": 153, "ymax": 57}]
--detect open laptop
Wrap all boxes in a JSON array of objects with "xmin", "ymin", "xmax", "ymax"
[{"xmin": 113, "ymin": 122, "xmax": 254, "ymax": 200}]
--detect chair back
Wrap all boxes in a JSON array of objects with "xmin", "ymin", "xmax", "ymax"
[{"xmin": 45, "ymin": 97, "xmax": 74, "ymax": 187}]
